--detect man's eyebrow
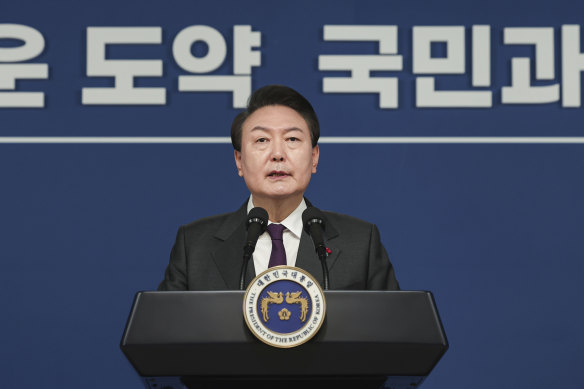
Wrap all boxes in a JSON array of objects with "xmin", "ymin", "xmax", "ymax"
[
  {"xmin": 283, "ymin": 127, "xmax": 304, "ymax": 133},
  {"xmin": 250, "ymin": 126, "xmax": 270, "ymax": 132},
  {"xmin": 250, "ymin": 126, "xmax": 304, "ymax": 133}
]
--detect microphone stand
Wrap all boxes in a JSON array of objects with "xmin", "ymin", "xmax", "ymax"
[
  {"xmin": 315, "ymin": 244, "xmax": 329, "ymax": 290},
  {"xmin": 239, "ymin": 208, "xmax": 268, "ymax": 290},
  {"xmin": 239, "ymin": 249, "xmax": 253, "ymax": 290},
  {"xmin": 303, "ymin": 207, "xmax": 330, "ymax": 291}
]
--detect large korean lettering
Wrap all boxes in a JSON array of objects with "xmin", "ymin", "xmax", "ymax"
[
  {"xmin": 82, "ymin": 27, "xmax": 164, "ymax": 105},
  {"xmin": 175, "ymin": 25, "xmax": 261, "ymax": 108},
  {"xmin": 502, "ymin": 27, "xmax": 559, "ymax": 104},
  {"xmin": 0, "ymin": 24, "xmax": 48, "ymax": 108},
  {"xmin": 319, "ymin": 25, "xmax": 403, "ymax": 108},
  {"xmin": 413, "ymin": 25, "xmax": 492, "ymax": 108}
]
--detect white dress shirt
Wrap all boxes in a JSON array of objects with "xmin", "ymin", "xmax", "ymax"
[{"xmin": 247, "ymin": 196, "xmax": 307, "ymax": 275}]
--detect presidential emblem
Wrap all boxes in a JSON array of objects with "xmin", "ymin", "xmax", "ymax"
[{"xmin": 243, "ymin": 266, "xmax": 326, "ymax": 348}]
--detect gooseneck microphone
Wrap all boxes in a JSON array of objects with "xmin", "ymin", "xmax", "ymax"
[
  {"xmin": 302, "ymin": 207, "xmax": 330, "ymax": 290},
  {"xmin": 239, "ymin": 207, "xmax": 269, "ymax": 290}
]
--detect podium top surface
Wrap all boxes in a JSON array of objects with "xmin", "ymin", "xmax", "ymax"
[{"xmin": 121, "ymin": 290, "xmax": 448, "ymax": 377}]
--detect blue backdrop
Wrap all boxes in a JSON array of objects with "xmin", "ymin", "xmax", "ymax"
[{"xmin": 2, "ymin": 0, "xmax": 583, "ymax": 388}]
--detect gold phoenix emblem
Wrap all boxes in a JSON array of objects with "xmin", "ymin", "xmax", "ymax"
[
  {"xmin": 260, "ymin": 290, "xmax": 308, "ymax": 323},
  {"xmin": 260, "ymin": 291, "xmax": 283, "ymax": 322},
  {"xmin": 285, "ymin": 291, "xmax": 309, "ymax": 322}
]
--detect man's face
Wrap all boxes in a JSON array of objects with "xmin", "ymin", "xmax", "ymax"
[{"xmin": 234, "ymin": 105, "xmax": 319, "ymax": 203}]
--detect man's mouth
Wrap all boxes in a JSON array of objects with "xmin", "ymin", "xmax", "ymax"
[{"xmin": 268, "ymin": 171, "xmax": 289, "ymax": 177}]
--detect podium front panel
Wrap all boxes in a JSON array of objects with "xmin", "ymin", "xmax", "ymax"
[{"xmin": 121, "ymin": 290, "xmax": 447, "ymax": 380}]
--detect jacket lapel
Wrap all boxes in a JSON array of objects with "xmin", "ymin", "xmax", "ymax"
[
  {"xmin": 295, "ymin": 231, "xmax": 321, "ymax": 277},
  {"xmin": 295, "ymin": 202, "xmax": 341, "ymax": 284},
  {"xmin": 322, "ymin": 220, "xmax": 341, "ymax": 271},
  {"xmin": 211, "ymin": 202, "xmax": 255, "ymax": 289}
]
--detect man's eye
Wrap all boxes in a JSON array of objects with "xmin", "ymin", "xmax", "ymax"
[
  {"xmin": 288, "ymin": 137, "xmax": 298, "ymax": 142},
  {"xmin": 256, "ymin": 138, "xmax": 267, "ymax": 143}
]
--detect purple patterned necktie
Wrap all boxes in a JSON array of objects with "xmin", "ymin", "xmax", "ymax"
[{"xmin": 267, "ymin": 223, "xmax": 287, "ymax": 268}]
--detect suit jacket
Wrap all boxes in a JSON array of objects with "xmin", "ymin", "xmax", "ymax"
[{"xmin": 158, "ymin": 201, "xmax": 399, "ymax": 291}]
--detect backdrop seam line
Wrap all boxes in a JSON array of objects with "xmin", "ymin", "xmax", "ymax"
[{"xmin": 1, "ymin": 136, "xmax": 584, "ymax": 144}]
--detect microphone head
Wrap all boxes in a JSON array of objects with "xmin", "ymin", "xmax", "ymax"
[
  {"xmin": 247, "ymin": 207, "xmax": 269, "ymax": 232},
  {"xmin": 302, "ymin": 206, "xmax": 326, "ymax": 234}
]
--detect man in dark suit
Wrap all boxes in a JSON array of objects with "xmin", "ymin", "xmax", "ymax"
[{"xmin": 158, "ymin": 85, "xmax": 399, "ymax": 291}]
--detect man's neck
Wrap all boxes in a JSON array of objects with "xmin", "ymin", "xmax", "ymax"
[{"xmin": 251, "ymin": 195, "xmax": 303, "ymax": 223}]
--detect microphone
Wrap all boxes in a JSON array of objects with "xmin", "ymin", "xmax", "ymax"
[
  {"xmin": 302, "ymin": 207, "xmax": 330, "ymax": 290},
  {"xmin": 239, "ymin": 207, "xmax": 269, "ymax": 290}
]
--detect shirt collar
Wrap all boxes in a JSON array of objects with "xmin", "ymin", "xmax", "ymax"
[{"xmin": 247, "ymin": 196, "xmax": 307, "ymax": 239}]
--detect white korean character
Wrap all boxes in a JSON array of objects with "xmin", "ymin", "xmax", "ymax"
[
  {"xmin": 0, "ymin": 24, "xmax": 48, "ymax": 108},
  {"xmin": 82, "ymin": 27, "xmax": 164, "ymax": 105},
  {"xmin": 318, "ymin": 25, "xmax": 402, "ymax": 108},
  {"xmin": 175, "ymin": 25, "xmax": 261, "ymax": 108},
  {"xmin": 562, "ymin": 25, "xmax": 584, "ymax": 107},
  {"xmin": 502, "ymin": 27, "xmax": 559, "ymax": 104},
  {"xmin": 413, "ymin": 25, "xmax": 492, "ymax": 108}
]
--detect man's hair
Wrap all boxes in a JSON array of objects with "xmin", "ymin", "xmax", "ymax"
[{"xmin": 230, "ymin": 85, "xmax": 320, "ymax": 151}]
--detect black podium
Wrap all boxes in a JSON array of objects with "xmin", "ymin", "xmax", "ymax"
[{"xmin": 121, "ymin": 291, "xmax": 448, "ymax": 389}]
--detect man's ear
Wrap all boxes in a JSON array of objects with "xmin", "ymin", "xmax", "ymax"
[
  {"xmin": 311, "ymin": 145, "xmax": 320, "ymax": 174},
  {"xmin": 234, "ymin": 150, "xmax": 243, "ymax": 177}
]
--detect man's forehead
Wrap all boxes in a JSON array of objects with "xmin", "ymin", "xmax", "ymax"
[{"xmin": 242, "ymin": 105, "xmax": 309, "ymax": 133}]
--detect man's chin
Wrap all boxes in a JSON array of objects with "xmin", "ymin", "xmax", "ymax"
[{"xmin": 253, "ymin": 189, "xmax": 304, "ymax": 202}]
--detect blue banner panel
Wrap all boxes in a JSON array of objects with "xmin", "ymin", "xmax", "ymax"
[{"xmin": 2, "ymin": 1, "xmax": 584, "ymax": 388}]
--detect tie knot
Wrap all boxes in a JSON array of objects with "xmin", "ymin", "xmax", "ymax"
[{"xmin": 267, "ymin": 223, "xmax": 285, "ymax": 240}]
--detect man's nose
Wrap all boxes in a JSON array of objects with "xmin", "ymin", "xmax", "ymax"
[
  {"xmin": 271, "ymin": 141, "xmax": 285, "ymax": 161},
  {"xmin": 271, "ymin": 152, "xmax": 284, "ymax": 162}
]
